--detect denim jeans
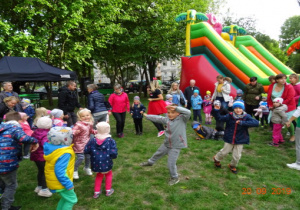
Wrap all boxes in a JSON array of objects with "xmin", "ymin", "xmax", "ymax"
[
  {"xmin": 0, "ymin": 169, "xmax": 18, "ymax": 210},
  {"xmin": 74, "ymin": 153, "xmax": 91, "ymax": 171},
  {"xmin": 216, "ymin": 97, "xmax": 228, "ymax": 109}
]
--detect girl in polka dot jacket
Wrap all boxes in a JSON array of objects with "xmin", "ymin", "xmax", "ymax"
[{"xmin": 84, "ymin": 122, "xmax": 118, "ymax": 199}]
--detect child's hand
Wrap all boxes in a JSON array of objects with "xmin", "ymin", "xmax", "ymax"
[
  {"xmin": 140, "ymin": 111, "xmax": 144, "ymax": 114},
  {"xmin": 236, "ymin": 120, "xmax": 240, "ymax": 124},
  {"xmin": 131, "ymin": 113, "xmax": 133, "ymax": 115},
  {"xmin": 166, "ymin": 105, "xmax": 176, "ymax": 111},
  {"xmin": 143, "ymin": 113, "xmax": 147, "ymax": 117},
  {"xmin": 214, "ymin": 105, "xmax": 220, "ymax": 110},
  {"xmin": 30, "ymin": 143, "xmax": 39, "ymax": 152},
  {"xmin": 74, "ymin": 130, "xmax": 80, "ymax": 134},
  {"xmin": 148, "ymin": 98, "xmax": 153, "ymax": 102}
]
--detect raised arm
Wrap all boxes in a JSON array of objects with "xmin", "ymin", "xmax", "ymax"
[{"xmin": 176, "ymin": 107, "xmax": 191, "ymax": 122}]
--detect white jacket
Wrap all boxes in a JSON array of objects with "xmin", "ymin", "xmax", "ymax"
[{"xmin": 212, "ymin": 81, "xmax": 231, "ymax": 102}]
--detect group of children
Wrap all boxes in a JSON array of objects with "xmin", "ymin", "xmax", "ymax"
[{"xmin": 0, "ymin": 99, "xmax": 118, "ymax": 210}]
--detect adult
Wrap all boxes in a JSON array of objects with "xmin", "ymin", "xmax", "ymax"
[
  {"xmin": 267, "ymin": 74, "xmax": 296, "ymax": 142},
  {"xmin": 184, "ymin": 79, "xmax": 200, "ymax": 110},
  {"xmin": 58, "ymin": 81, "xmax": 81, "ymax": 126},
  {"xmin": 0, "ymin": 82, "xmax": 22, "ymax": 112},
  {"xmin": 212, "ymin": 75, "xmax": 232, "ymax": 109},
  {"xmin": 87, "ymin": 84, "xmax": 108, "ymax": 127},
  {"xmin": 243, "ymin": 77, "xmax": 265, "ymax": 118},
  {"xmin": 0, "ymin": 96, "xmax": 19, "ymax": 123},
  {"xmin": 147, "ymin": 79, "xmax": 167, "ymax": 137},
  {"xmin": 168, "ymin": 82, "xmax": 187, "ymax": 107},
  {"xmin": 108, "ymin": 84, "xmax": 130, "ymax": 138}
]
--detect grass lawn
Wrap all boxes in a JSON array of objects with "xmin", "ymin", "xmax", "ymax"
[{"xmin": 15, "ymin": 94, "xmax": 300, "ymax": 209}]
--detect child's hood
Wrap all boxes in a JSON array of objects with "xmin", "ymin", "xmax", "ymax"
[
  {"xmin": 95, "ymin": 137, "xmax": 111, "ymax": 149},
  {"xmin": 33, "ymin": 128, "xmax": 50, "ymax": 139},
  {"xmin": 44, "ymin": 142, "xmax": 67, "ymax": 156},
  {"xmin": 276, "ymin": 104, "xmax": 287, "ymax": 112}
]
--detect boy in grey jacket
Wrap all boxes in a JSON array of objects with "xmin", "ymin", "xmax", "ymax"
[{"xmin": 140, "ymin": 105, "xmax": 191, "ymax": 185}]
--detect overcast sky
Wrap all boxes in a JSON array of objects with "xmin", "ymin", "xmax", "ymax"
[{"xmin": 219, "ymin": 0, "xmax": 300, "ymax": 40}]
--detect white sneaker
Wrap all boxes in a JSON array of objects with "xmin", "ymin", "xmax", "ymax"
[
  {"xmin": 287, "ymin": 163, "xmax": 300, "ymax": 170},
  {"xmin": 34, "ymin": 186, "xmax": 42, "ymax": 193},
  {"xmin": 73, "ymin": 171, "xmax": 79, "ymax": 179},
  {"xmin": 84, "ymin": 168, "xmax": 93, "ymax": 176},
  {"xmin": 38, "ymin": 188, "xmax": 52, "ymax": 197}
]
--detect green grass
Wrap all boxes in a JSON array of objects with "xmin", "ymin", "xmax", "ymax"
[{"xmin": 15, "ymin": 94, "xmax": 300, "ymax": 209}]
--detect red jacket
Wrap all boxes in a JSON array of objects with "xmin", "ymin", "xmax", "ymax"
[
  {"xmin": 292, "ymin": 83, "xmax": 300, "ymax": 105},
  {"xmin": 267, "ymin": 83, "xmax": 296, "ymax": 112},
  {"xmin": 108, "ymin": 92, "xmax": 130, "ymax": 113}
]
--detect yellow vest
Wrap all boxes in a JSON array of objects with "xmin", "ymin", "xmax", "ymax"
[
  {"xmin": 217, "ymin": 84, "xmax": 223, "ymax": 93},
  {"xmin": 44, "ymin": 145, "xmax": 75, "ymax": 190}
]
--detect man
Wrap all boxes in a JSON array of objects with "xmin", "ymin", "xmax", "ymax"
[
  {"xmin": 184, "ymin": 79, "xmax": 200, "ymax": 110},
  {"xmin": 58, "ymin": 81, "xmax": 81, "ymax": 126},
  {"xmin": 0, "ymin": 82, "xmax": 22, "ymax": 112}
]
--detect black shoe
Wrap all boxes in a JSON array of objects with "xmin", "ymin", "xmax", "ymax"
[
  {"xmin": 9, "ymin": 206, "xmax": 22, "ymax": 210},
  {"xmin": 139, "ymin": 132, "xmax": 143, "ymax": 135}
]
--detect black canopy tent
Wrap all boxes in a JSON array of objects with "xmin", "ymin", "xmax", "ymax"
[{"xmin": 0, "ymin": 56, "xmax": 77, "ymax": 81}]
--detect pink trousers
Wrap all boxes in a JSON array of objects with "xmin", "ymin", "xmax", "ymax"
[
  {"xmin": 94, "ymin": 170, "xmax": 113, "ymax": 192},
  {"xmin": 272, "ymin": 124, "xmax": 284, "ymax": 144}
]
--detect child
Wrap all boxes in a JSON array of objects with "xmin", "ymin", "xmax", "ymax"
[
  {"xmin": 21, "ymin": 98, "xmax": 35, "ymax": 128},
  {"xmin": 0, "ymin": 112, "xmax": 38, "ymax": 210},
  {"xmin": 191, "ymin": 90, "xmax": 203, "ymax": 122},
  {"xmin": 30, "ymin": 117, "xmax": 53, "ymax": 197},
  {"xmin": 165, "ymin": 94, "xmax": 173, "ymax": 106},
  {"xmin": 192, "ymin": 121, "xmax": 216, "ymax": 140},
  {"xmin": 130, "ymin": 96, "xmax": 146, "ymax": 135},
  {"xmin": 286, "ymin": 105, "xmax": 300, "ymax": 170},
  {"xmin": 203, "ymin": 91, "xmax": 213, "ymax": 124},
  {"xmin": 72, "ymin": 108, "xmax": 95, "ymax": 179},
  {"xmin": 140, "ymin": 104, "xmax": 191, "ymax": 185},
  {"xmin": 84, "ymin": 122, "xmax": 118, "ymax": 198},
  {"xmin": 33, "ymin": 107, "xmax": 49, "ymax": 128},
  {"xmin": 44, "ymin": 127, "xmax": 77, "ymax": 210},
  {"xmin": 254, "ymin": 94, "xmax": 269, "ymax": 127},
  {"xmin": 19, "ymin": 112, "xmax": 34, "ymax": 159},
  {"xmin": 51, "ymin": 108, "xmax": 65, "ymax": 127},
  {"xmin": 269, "ymin": 97, "xmax": 288, "ymax": 147},
  {"xmin": 211, "ymin": 100, "xmax": 229, "ymax": 139},
  {"xmin": 234, "ymin": 89, "xmax": 243, "ymax": 101},
  {"xmin": 213, "ymin": 101, "xmax": 259, "ymax": 174}
]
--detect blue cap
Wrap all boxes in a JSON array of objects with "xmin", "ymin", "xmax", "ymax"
[
  {"xmin": 232, "ymin": 101, "xmax": 245, "ymax": 110},
  {"xmin": 192, "ymin": 121, "xmax": 201, "ymax": 129},
  {"xmin": 236, "ymin": 89, "xmax": 243, "ymax": 95},
  {"xmin": 194, "ymin": 90, "xmax": 199, "ymax": 94}
]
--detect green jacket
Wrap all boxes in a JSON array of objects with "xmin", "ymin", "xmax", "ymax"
[{"xmin": 243, "ymin": 83, "xmax": 265, "ymax": 106}]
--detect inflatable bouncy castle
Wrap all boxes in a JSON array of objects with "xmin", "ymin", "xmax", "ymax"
[{"xmin": 176, "ymin": 10, "xmax": 297, "ymax": 97}]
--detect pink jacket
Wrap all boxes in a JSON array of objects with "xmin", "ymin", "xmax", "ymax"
[
  {"xmin": 30, "ymin": 128, "xmax": 50, "ymax": 162},
  {"xmin": 108, "ymin": 92, "xmax": 130, "ymax": 113},
  {"xmin": 72, "ymin": 121, "xmax": 96, "ymax": 153},
  {"xmin": 292, "ymin": 83, "xmax": 300, "ymax": 105},
  {"xmin": 53, "ymin": 118, "xmax": 64, "ymax": 127},
  {"xmin": 20, "ymin": 121, "xmax": 33, "ymax": 136}
]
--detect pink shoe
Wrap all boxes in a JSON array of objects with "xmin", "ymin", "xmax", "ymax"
[{"xmin": 157, "ymin": 130, "xmax": 165, "ymax": 137}]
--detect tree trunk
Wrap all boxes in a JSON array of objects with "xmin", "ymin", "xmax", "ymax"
[{"xmin": 143, "ymin": 65, "xmax": 149, "ymax": 98}]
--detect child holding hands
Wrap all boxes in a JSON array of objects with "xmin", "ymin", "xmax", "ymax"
[
  {"xmin": 130, "ymin": 96, "xmax": 146, "ymax": 135},
  {"xmin": 213, "ymin": 101, "xmax": 259, "ymax": 174},
  {"xmin": 141, "ymin": 104, "xmax": 191, "ymax": 185}
]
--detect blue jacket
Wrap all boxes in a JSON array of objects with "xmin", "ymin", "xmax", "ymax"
[
  {"xmin": 88, "ymin": 90, "xmax": 107, "ymax": 114},
  {"xmin": 84, "ymin": 137, "xmax": 118, "ymax": 173},
  {"xmin": 214, "ymin": 110, "xmax": 259, "ymax": 144},
  {"xmin": 191, "ymin": 95, "xmax": 202, "ymax": 110},
  {"xmin": 130, "ymin": 104, "xmax": 146, "ymax": 119},
  {"xmin": 24, "ymin": 106, "xmax": 35, "ymax": 126},
  {"xmin": 0, "ymin": 122, "xmax": 38, "ymax": 174}
]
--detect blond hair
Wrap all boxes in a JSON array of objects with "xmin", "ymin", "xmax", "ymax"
[
  {"xmin": 34, "ymin": 107, "xmax": 48, "ymax": 125},
  {"xmin": 149, "ymin": 80, "xmax": 161, "ymax": 92},
  {"xmin": 3, "ymin": 96, "xmax": 19, "ymax": 104},
  {"xmin": 168, "ymin": 82, "xmax": 181, "ymax": 94},
  {"xmin": 77, "ymin": 108, "xmax": 94, "ymax": 124}
]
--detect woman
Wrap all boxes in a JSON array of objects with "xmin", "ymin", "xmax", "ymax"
[
  {"xmin": 168, "ymin": 82, "xmax": 187, "ymax": 107},
  {"xmin": 243, "ymin": 77, "xmax": 265, "ymax": 118},
  {"xmin": 108, "ymin": 84, "xmax": 130, "ymax": 138},
  {"xmin": 147, "ymin": 78, "xmax": 167, "ymax": 137},
  {"xmin": 0, "ymin": 96, "xmax": 19, "ymax": 123},
  {"xmin": 212, "ymin": 75, "xmax": 232, "ymax": 109},
  {"xmin": 87, "ymin": 84, "xmax": 108, "ymax": 127},
  {"xmin": 267, "ymin": 74, "xmax": 296, "ymax": 142}
]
